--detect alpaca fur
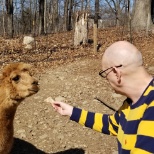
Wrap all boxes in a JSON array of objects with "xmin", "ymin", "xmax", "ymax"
[{"xmin": 0, "ymin": 62, "xmax": 39, "ymax": 154}]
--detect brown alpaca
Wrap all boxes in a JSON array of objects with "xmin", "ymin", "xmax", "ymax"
[{"xmin": 0, "ymin": 63, "xmax": 39, "ymax": 154}]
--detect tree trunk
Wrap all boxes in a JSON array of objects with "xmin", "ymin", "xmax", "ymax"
[
  {"xmin": 20, "ymin": 0, "xmax": 25, "ymax": 34},
  {"xmin": 68, "ymin": 0, "xmax": 73, "ymax": 31},
  {"xmin": 104, "ymin": 0, "xmax": 120, "ymax": 26},
  {"xmin": 29, "ymin": 0, "xmax": 32, "ymax": 33},
  {"xmin": 33, "ymin": 0, "xmax": 37, "ymax": 36},
  {"xmin": 64, "ymin": 0, "xmax": 69, "ymax": 31},
  {"xmin": 94, "ymin": 0, "xmax": 99, "ymax": 53},
  {"xmin": 127, "ymin": 0, "xmax": 132, "ymax": 43},
  {"xmin": 2, "ymin": 0, "xmax": 6, "ymax": 36},
  {"xmin": 52, "ymin": 0, "xmax": 59, "ymax": 32},
  {"xmin": 132, "ymin": 0, "xmax": 153, "ymax": 31},
  {"xmin": 39, "ymin": 0, "xmax": 45, "ymax": 35},
  {"xmin": 44, "ymin": 0, "xmax": 47, "ymax": 34},
  {"xmin": 5, "ymin": 0, "xmax": 14, "ymax": 38},
  {"xmin": 85, "ymin": 0, "xmax": 90, "ymax": 11},
  {"xmin": 74, "ymin": 12, "xmax": 88, "ymax": 46},
  {"xmin": 151, "ymin": 0, "xmax": 154, "ymax": 23},
  {"xmin": 115, "ymin": 0, "xmax": 121, "ymax": 26},
  {"xmin": 81, "ymin": 0, "xmax": 84, "ymax": 11}
]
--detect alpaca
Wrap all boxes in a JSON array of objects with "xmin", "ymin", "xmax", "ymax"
[{"xmin": 0, "ymin": 62, "xmax": 39, "ymax": 154}]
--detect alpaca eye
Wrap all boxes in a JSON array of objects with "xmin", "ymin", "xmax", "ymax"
[{"xmin": 12, "ymin": 75, "xmax": 20, "ymax": 81}]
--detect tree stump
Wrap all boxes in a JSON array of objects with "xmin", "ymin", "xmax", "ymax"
[{"xmin": 74, "ymin": 12, "xmax": 88, "ymax": 46}]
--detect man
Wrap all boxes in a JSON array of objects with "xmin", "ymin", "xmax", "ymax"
[{"xmin": 51, "ymin": 41, "xmax": 154, "ymax": 154}]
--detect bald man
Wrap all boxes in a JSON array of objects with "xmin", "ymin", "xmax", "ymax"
[{"xmin": 51, "ymin": 41, "xmax": 154, "ymax": 154}]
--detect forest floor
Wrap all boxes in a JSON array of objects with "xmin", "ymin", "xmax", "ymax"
[{"xmin": 0, "ymin": 27, "xmax": 154, "ymax": 154}]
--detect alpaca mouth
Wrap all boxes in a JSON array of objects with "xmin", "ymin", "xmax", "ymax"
[{"xmin": 28, "ymin": 87, "xmax": 39, "ymax": 93}]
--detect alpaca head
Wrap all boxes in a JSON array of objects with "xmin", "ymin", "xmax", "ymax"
[{"xmin": 0, "ymin": 62, "xmax": 39, "ymax": 100}]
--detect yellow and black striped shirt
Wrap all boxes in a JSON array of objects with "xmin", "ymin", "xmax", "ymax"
[{"xmin": 70, "ymin": 78, "xmax": 154, "ymax": 154}]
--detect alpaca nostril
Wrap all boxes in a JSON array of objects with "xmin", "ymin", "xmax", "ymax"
[{"xmin": 32, "ymin": 80, "xmax": 38, "ymax": 85}]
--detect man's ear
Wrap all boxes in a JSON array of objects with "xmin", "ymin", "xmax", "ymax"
[{"xmin": 113, "ymin": 67, "xmax": 121, "ymax": 84}]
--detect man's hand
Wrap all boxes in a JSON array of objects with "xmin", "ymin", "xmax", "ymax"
[{"xmin": 51, "ymin": 101, "xmax": 73, "ymax": 117}]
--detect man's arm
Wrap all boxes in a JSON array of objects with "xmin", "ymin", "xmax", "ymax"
[
  {"xmin": 68, "ymin": 106, "xmax": 120, "ymax": 135},
  {"xmin": 51, "ymin": 101, "xmax": 120, "ymax": 135}
]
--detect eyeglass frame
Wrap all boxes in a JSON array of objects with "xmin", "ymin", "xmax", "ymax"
[{"xmin": 99, "ymin": 64, "xmax": 122, "ymax": 78}]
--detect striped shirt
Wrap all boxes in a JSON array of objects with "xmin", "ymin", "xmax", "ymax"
[{"xmin": 70, "ymin": 78, "xmax": 154, "ymax": 154}]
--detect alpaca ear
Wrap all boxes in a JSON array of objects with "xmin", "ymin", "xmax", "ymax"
[{"xmin": 20, "ymin": 63, "xmax": 32, "ymax": 72}]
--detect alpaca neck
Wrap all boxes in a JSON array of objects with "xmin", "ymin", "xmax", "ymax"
[
  {"xmin": 0, "ymin": 87, "xmax": 20, "ymax": 154},
  {"xmin": 0, "ymin": 101, "xmax": 18, "ymax": 127},
  {"xmin": 0, "ymin": 104, "xmax": 16, "ymax": 154},
  {"xmin": 0, "ymin": 88, "xmax": 19, "ymax": 124}
]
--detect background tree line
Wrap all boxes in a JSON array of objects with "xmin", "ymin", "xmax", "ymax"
[{"xmin": 0, "ymin": 0, "xmax": 154, "ymax": 38}]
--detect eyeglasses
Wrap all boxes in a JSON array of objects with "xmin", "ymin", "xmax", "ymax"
[{"xmin": 99, "ymin": 64, "xmax": 122, "ymax": 78}]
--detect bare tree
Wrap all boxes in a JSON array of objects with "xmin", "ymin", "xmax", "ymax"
[
  {"xmin": 2, "ymin": 0, "xmax": 6, "ymax": 36},
  {"xmin": 44, "ymin": 0, "xmax": 47, "ymax": 34},
  {"xmin": 5, "ymin": 0, "xmax": 14, "ymax": 38},
  {"xmin": 52, "ymin": 0, "xmax": 59, "ymax": 32},
  {"xmin": 152, "ymin": 0, "xmax": 154, "ymax": 23},
  {"xmin": 33, "ymin": 0, "xmax": 38, "ymax": 36},
  {"xmin": 94, "ymin": 0, "xmax": 99, "ymax": 53},
  {"xmin": 64, "ymin": 0, "xmax": 69, "ymax": 31},
  {"xmin": 132, "ymin": 0, "xmax": 153, "ymax": 31},
  {"xmin": 29, "ymin": 0, "xmax": 33, "ymax": 33},
  {"xmin": 81, "ymin": 0, "xmax": 84, "ymax": 11},
  {"xmin": 104, "ymin": 0, "xmax": 126, "ymax": 26},
  {"xmin": 0, "ymin": 0, "xmax": 138, "ymax": 36},
  {"xmin": 85, "ymin": 0, "xmax": 90, "ymax": 11},
  {"xmin": 127, "ymin": 0, "xmax": 132, "ymax": 42},
  {"xmin": 39, "ymin": 0, "xmax": 45, "ymax": 35},
  {"xmin": 20, "ymin": 0, "xmax": 27, "ymax": 34},
  {"xmin": 68, "ymin": 0, "xmax": 73, "ymax": 31}
]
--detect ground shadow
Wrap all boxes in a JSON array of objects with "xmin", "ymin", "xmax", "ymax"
[
  {"xmin": 52, "ymin": 148, "xmax": 85, "ymax": 154},
  {"xmin": 11, "ymin": 138, "xmax": 85, "ymax": 154},
  {"xmin": 11, "ymin": 138, "xmax": 46, "ymax": 154}
]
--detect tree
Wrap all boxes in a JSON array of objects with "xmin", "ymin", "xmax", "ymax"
[
  {"xmin": 33, "ymin": 0, "xmax": 38, "ymax": 36},
  {"xmin": 132, "ymin": 0, "xmax": 153, "ymax": 31},
  {"xmin": 94, "ymin": 0, "xmax": 99, "ymax": 53},
  {"xmin": 64, "ymin": 0, "xmax": 69, "ymax": 31},
  {"xmin": 44, "ymin": 0, "xmax": 47, "ymax": 34},
  {"xmin": 68, "ymin": 0, "xmax": 73, "ymax": 31},
  {"xmin": 74, "ymin": 12, "xmax": 88, "ymax": 46},
  {"xmin": 105, "ymin": 0, "xmax": 124, "ymax": 26},
  {"xmin": 5, "ymin": 0, "xmax": 14, "ymax": 38},
  {"xmin": 152, "ymin": 0, "xmax": 154, "ymax": 23},
  {"xmin": 20, "ymin": 0, "xmax": 25, "ymax": 34},
  {"xmin": 127, "ymin": 0, "xmax": 132, "ymax": 42},
  {"xmin": 2, "ymin": 0, "xmax": 6, "ymax": 36},
  {"xmin": 52, "ymin": 0, "xmax": 59, "ymax": 32},
  {"xmin": 20, "ymin": 0, "xmax": 33, "ymax": 34},
  {"xmin": 39, "ymin": 0, "xmax": 45, "ymax": 35}
]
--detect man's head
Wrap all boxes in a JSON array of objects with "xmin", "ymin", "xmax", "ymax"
[
  {"xmin": 102, "ymin": 41, "xmax": 143, "ymax": 69},
  {"xmin": 101, "ymin": 41, "xmax": 143, "ymax": 94}
]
